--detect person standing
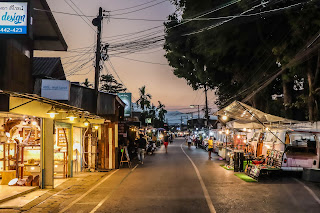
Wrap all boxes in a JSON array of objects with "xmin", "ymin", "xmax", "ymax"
[
  {"xmin": 208, "ymin": 136, "xmax": 214, "ymax": 159},
  {"xmin": 137, "ymin": 134, "xmax": 147, "ymax": 164},
  {"xmin": 186, "ymin": 135, "xmax": 192, "ymax": 149},
  {"xmin": 163, "ymin": 134, "xmax": 169, "ymax": 153}
]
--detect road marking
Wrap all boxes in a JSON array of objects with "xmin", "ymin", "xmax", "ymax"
[
  {"xmin": 180, "ymin": 143, "xmax": 216, "ymax": 213},
  {"xmin": 89, "ymin": 164, "xmax": 139, "ymax": 213},
  {"xmin": 58, "ymin": 170, "xmax": 119, "ymax": 213},
  {"xmin": 293, "ymin": 178, "xmax": 320, "ymax": 205}
]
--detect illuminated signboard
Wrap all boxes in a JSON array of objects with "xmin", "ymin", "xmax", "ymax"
[
  {"xmin": 117, "ymin": 93, "xmax": 132, "ymax": 117},
  {"xmin": 0, "ymin": 2, "xmax": 28, "ymax": 34}
]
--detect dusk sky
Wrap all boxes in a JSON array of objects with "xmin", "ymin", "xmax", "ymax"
[{"xmin": 35, "ymin": 0, "xmax": 218, "ymax": 115}]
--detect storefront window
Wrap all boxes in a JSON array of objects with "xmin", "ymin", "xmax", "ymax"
[{"xmin": 0, "ymin": 115, "xmax": 41, "ymax": 186}]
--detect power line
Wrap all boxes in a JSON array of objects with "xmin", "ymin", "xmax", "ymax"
[
  {"xmin": 69, "ymin": 0, "xmax": 96, "ymax": 32},
  {"xmin": 109, "ymin": 0, "xmax": 167, "ymax": 16},
  {"xmin": 64, "ymin": 0, "xmax": 96, "ymax": 32},
  {"xmin": 107, "ymin": 60, "xmax": 137, "ymax": 102},
  {"xmin": 111, "ymin": 0, "xmax": 160, "ymax": 12},
  {"xmin": 111, "ymin": 55, "xmax": 168, "ymax": 65},
  {"xmin": 182, "ymin": 1, "xmax": 305, "ymax": 36}
]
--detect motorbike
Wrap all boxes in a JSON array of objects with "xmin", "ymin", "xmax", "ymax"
[{"xmin": 146, "ymin": 141, "xmax": 156, "ymax": 155}]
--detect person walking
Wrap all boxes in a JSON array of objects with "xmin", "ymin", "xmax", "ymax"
[
  {"xmin": 163, "ymin": 134, "xmax": 169, "ymax": 153},
  {"xmin": 137, "ymin": 134, "xmax": 147, "ymax": 164},
  {"xmin": 208, "ymin": 136, "xmax": 214, "ymax": 159},
  {"xmin": 186, "ymin": 135, "xmax": 192, "ymax": 149}
]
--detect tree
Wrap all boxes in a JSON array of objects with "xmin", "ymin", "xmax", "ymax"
[
  {"xmin": 165, "ymin": 0, "xmax": 319, "ymax": 121},
  {"xmin": 100, "ymin": 74, "xmax": 127, "ymax": 94},
  {"xmin": 157, "ymin": 101, "xmax": 167, "ymax": 123},
  {"xmin": 82, "ymin": 78, "xmax": 93, "ymax": 88},
  {"xmin": 136, "ymin": 86, "xmax": 152, "ymax": 112}
]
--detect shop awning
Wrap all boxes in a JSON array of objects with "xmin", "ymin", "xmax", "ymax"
[
  {"xmin": 0, "ymin": 90, "xmax": 103, "ymax": 121},
  {"xmin": 215, "ymin": 101, "xmax": 297, "ymax": 124}
]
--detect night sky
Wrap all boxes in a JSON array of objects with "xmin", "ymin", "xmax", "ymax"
[{"xmin": 35, "ymin": 0, "xmax": 218, "ymax": 116}]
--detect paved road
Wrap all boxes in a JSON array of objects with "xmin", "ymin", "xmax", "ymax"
[{"xmin": 24, "ymin": 138, "xmax": 320, "ymax": 213}]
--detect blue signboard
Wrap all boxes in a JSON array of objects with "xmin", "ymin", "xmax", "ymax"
[
  {"xmin": 0, "ymin": 2, "xmax": 28, "ymax": 35},
  {"xmin": 118, "ymin": 93, "xmax": 132, "ymax": 117}
]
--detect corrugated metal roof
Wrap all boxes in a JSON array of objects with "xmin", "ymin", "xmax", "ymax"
[{"xmin": 33, "ymin": 57, "xmax": 66, "ymax": 79}]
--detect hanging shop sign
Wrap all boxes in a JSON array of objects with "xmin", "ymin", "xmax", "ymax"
[
  {"xmin": 41, "ymin": 79, "xmax": 70, "ymax": 101},
  {"xmin": 117, "ymin": 93, "xmax": 132, "ymax": 117},
  {"xmin": 0, "ymin": 1, "xmax": 29, "ymax": 35}
]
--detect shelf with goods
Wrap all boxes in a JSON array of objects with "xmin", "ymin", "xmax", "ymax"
[{"xmin": 54, "ymin": 128, "xmax": 69, "ymax": 178}]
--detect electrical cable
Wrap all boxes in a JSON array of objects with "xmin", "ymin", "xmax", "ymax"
[
  {"xmin": 110, "ymin": 0, "xmax": 167, "ymax": 16},
  {"xmin": 64, "ymin": 0, "xmax": 96, "ymax": 32},
  {"xmin": 111, "ymin": 55, "xmax": 168, "ymax": 65},
  {"xmin": 111, "ymin": 0, "xmax": 160, "ymax": 12},
  {"xmin": 69, "ymin": 0, "xmax": 96, "ymax": 32},
  {"xmin": 107, "ymin": 60, "xmax": 138, "ymax": 102}
]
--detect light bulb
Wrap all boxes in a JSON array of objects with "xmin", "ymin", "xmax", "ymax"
[
  {"xmin": 69, "ymin": 117, "xmax": 75, "ymax": 121},
  {"xmin": 49, "ymin": 114, "xmax": 55, "ymax": 118},
  {"xmin": 94, "ymin": 126, "xmax": 99, "ymax": 130},
  {"xmin": 222, "ymin": 115, "xmax": 228, "ymax": 121}
]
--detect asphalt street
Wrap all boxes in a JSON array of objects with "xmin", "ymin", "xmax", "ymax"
[{"xmin": 23, "ymin": 138, "xmax": 320, "ymax": 213}]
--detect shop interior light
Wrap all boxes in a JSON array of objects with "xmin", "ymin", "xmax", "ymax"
[
  {"xmin": 94, "ymin": 125, "xmax": 99, "ymax": 130},
  {"xmin": 222, "ymin": 115, "xmax": 228, "ymax": 121},
  {"xmin": 243, "ymin": 128, "xmax": 247, "ymax": 132},
  {"xmin": 32, "ymin": 121, "xmax": 37, "ymax": 126},
  {"xmin": 266, "ymin": 127, "xmax": 269, "ymax": 131},
  {"xmin": 237, "ymin": 135, "xmax": 240, "ymax": 139},
  {"xmin": 5, "ymin": 132, "xmax": 10, "ymax": 137},
  {"xmin": 226, "ymin": 129, "xmax": 230, "ymax": 135},
  {"xmin": 83, "ymin": 119, "xmax": 90, "ymax": 126},
  {"xmin": 66, "ymin": 112, "xmax": 77, "ymax": 121},
  {"xmin": 47, "ymin": 106, "xmax": 58, "ymax": 118},
  {"xmin": 244, "ymin": 139, "xmax": 247, "ymax": 143},
  {"xmin": 218, "ymin": 131, "xmax": 222, "ymax": 134}
]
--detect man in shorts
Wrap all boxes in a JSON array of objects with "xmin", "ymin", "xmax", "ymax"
[
  {"xmin": 163, "ymin": 134, "xmax": 169, "ymax": 153},
  {"xmin": 186, "ymin": 135, "xmax": 192, "ymax": 149},
  {"xmin": 208, "ymin": 136, "xmax": 214, "ymax": 159}
]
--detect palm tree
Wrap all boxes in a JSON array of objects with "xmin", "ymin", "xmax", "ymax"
[
  {"xmin": 82, "ymin": 78, "xmax": 93, "ymax": 88},
  {"xmin": 157, "ymin": 101, "xmax": 167, "ymax": 123},
  {"xmin": 148, "ymin": 104, "xmax": 158, "ymax": 125},
  {"xmin": 136, "ymin": 86, "xmax": 152, "ymax": 112}
]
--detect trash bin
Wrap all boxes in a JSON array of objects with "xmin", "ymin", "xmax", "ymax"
[{"xmin": 234, "ymin": 150, "xmax": 244, "ymax": 172}]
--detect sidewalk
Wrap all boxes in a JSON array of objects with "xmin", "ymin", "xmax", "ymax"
[{"xmin": 0, "ymin": 171, "xmax": 115, "ymax": 212}]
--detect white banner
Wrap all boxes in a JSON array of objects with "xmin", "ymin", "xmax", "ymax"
[{"xmin": 41, "ymin": 80, "xmax": 70, "ymax": 101}]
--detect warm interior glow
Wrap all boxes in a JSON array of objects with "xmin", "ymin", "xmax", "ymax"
[
  {"xmin": 222, "ymin": 115, "xmax": 228, "ymax": 121},
  {"xmin": 94, "ymin": 126, "xmax": 99, "ymax": 130},
  {"xmin": 49, "ymin": 113, "xmax": 55, "ymax": 118}
]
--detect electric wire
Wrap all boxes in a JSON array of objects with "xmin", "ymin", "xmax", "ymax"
[
  {"xmin": 109, "ymin": 0, "xmax": 167, "ymax": 16},
  {"xmin": 107, "ymin": 60, "xmax": 137, "ymax": 102},
  {"xmin": 64, "ymin": 0, "xmax": 96, "ymax": 32},
  {"xmin": 111, "ymin": 0, "xmax": 161, "ymax": 12},
  {"xmin": 111, "ymin": 55, "xmax": 168, "ymax": 65}
]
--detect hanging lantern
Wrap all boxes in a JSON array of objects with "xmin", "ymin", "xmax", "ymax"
[{"xmin": 46, "ymin": 106, "xmax": 58, "ymax": 118}]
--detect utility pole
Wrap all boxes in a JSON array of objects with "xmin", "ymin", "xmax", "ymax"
[{"xmin": 92, "ymin": 7, "xmax": 103, "ymax": 113}]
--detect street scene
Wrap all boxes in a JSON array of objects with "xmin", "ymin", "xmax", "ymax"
[{"xmin": 1, "ymin": 0, "xmax": 320, "ymax": 212}]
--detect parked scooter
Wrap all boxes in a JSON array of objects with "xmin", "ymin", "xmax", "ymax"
[{"xmin": 146, "ymin": 141, "xmax": 156, "ymax": 155}]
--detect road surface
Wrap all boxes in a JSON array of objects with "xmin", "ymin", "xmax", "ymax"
[{"xmin": 24, "ymin": 138, "xmax": 320, "ymax": 213}]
